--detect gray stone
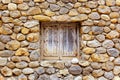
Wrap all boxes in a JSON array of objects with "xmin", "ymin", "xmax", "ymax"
[
  {"xmin": 64, "ymin": 61, "xmax": 71, "ymax": 68},
  {"xmin": 1, "ymin": 10, "xmax": 9, "ymax": 17},
  {"xmin": 92, "ymin": 26, "xmax": 103, "ymax": 34},
  {"xmin": 89, "ymin": 12, "xmax": 100, "ymax": 20},
  {"xmin": 22, "ymin": 68, "xmax": 34, "ymax": 74},
  {"xmin": 64, "ymin": 74, "xmax": 74, "ymax": 80},
  {"xmin": 65, "ymin": 3, "xmax": 73, "ymax": 9},
  {"xmin": 104, "ymin": 71, "xmax": 114, "ymax": 80},
  {"xmin": 96, "ymin": 47, "xmax": 106, "ymax": 54},
  {"xmin": 107, "ymin": 48, "xmax": 119, "ymax": 57},
  {"xmin": 47, "ymin": 0, "xmax": 56, "ymax": 3},
  {"xmin": 50, "ymin": 74, "xmax": 59, "ymax": 80},
  {"xmin": 1, "ymin": 66, "xmax": 12, "ymax": 77},
  {"xmin": 113, "ymin": 66, "xmax": 120, "ymax": 75},
  {"xmin": 18, "ymin": 74, "xmax": 27, "ymax": 80},
  {"xmin": 0, "ymin": 50, "xmax": 14, "ymax": 57},
  {"xmin": 16, "ymin": 61, "xmax": 28, "ymax": 69},
  {"xmin": 24, "ymin": 20, "xmax": 39, "ymax": 28},
  {"xmin": 96, "ymin": 34, "xmax": 105, "ymax": 42},
  {"xmin": 50, "ymin": 4, "xmax": 60, "ymax": 11},
  {"xmin": 111, "ymin": 6, "xmax": 120, "ymax": 12},
  {"xmin": 0, "ymin": 57, "xmax": 7, "ymax": 66},
  {"xmin": 10, "ymin": 10, "xmax": 21, "ymax": 18},
  {"xmin": 28, "ymin": 43, "xmax": 39, "ymax": 50},
  {"xmin": 0, "ymin": 35, "xmax": 11, "ymax": 43},
  {"xmin": 30, "ymin": 50, "xmax": 40, "ymax": 61},
  {"xmin": 83, "ymin": 67, "xmax": 93, "ymax": 76},
  {"xmin": 29, "ymin": 61, "xmax": 39, "ymax": 68},
  {"xmin": 35, "ymin": 67, "xmax": 45, "ymax": 75},
  {"xmin": 59, "ymin": 7, "xmax": 69, "ymax": 14},
  {"xmin": 12, "ymin": 68, "xmax": 21, "ymax": 76},
  {"xmin": 68, "ymin": 65, "xmax": 82, "ymax": 75},
  {"xmin": 38, "ymin": 74, "xmax": 50, "ymax": 80},
  {"xmin": 46, "ymin": 67, "xmax": 55, "ymax": 74},
  {"xmin": 102, "ymin": 40, "xmax": 114, "ymax": 48},
  {"xmin": 81, "ymin": 26, "xmax": 91, "ymax": 33},
  {"xmin": 114, "ymin": 57, "xmax": 120, "ymax": 65},
  {"xmin": 87, "ymin": 40, "xmax": 101, "ymax": 48}
]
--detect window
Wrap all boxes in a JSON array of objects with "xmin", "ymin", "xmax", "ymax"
[{"xmin": 40, "ymin": 22, "xmax": 79, "ymax": 60}]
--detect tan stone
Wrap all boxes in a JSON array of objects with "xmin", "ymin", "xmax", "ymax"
[
  {"xmin": 6, "ymin": 40, "xmax": 20, "ymax": 50},
  {"xmin": 106, "ymin": 31, "xmax": 119, "ymax": 39},
  {"xmin": 116, "ymin": 0, "xmax": 120, "ymax": 6},
  {"xmin": 15, "ymin": 48, "xmax": 29, "ymax": 56},
  {"xmin": 34, "ymin": 0, "xmax": 45, "ymax": 2},
  {"xmin": 8, "ymin": 3, "xmax": 17, "ymax": 10},
  {"xmin": 74, "ymin": 2, "xmax": 81, "ymax": 8},
  {"xmin": 1, "ymin": 67, "xmax": 12, "ymax": 77},
  {"xmin": 113, "ymin": 76, "xmax": 120, "ymax": 80},
  {"xmin": 27, "ymin": 33, "xmax": 39, "ymax": 42},
  {"xmin": 82, "ymin": 34, "xmax": 94, "ymax": 41},
  {"xmin": 1, "ymin": 17, "xmax": 13, "ymax": 23},
  {"xmin": 68, "ymin": 9, "xmax": 78, "ymax": 16},
  {"xmin": 59, "ymin": 69, "xmax": 69, "ymax": 76},
  {"xmin": 30, "ymin": 27, "xmax": 39, "ymax": 33},
  {"xmin": 21, "ymin": 27, "xmax": 29, "ymax": 34},
  {"xmin": 27, "ymin": 7, "xmax": 41, "ymax": 16},
  {"xmin": 70, "ymin": 16, "xmax": 81, "ymax": 22},
  {"xmin": 0, "ymin": 26, "xmax": 12, "ymax": 35},
  {"xmin": 109, "ymin": 12, "xmax": 119, "ymax": 18},
  {"xmin": 44, "ymin": 10, "xmax": 55, "ymax": 17},
  {"xmin": 79, "ymin": 60, "xmax": 90, "ymax": 67},
  {"xmin": 52, "ymin": 15, "xmax": 70, "ymax": 22},
  {"xmin": 16, "ymin": 33, "xmax": 25, "ymax": 41},
  {"xmin": 33, "ymin": 15, "xmax": 51, "ymax": 21},
  {"xmin": 111, "ymin": 18, "xmax": 118, "ymax": 23},
  {"xmin": 2, "ymin": 0, "xmax": 11, "ymax": 4},
  {"xmin": 78, "ymin": 7, "xmax": 91, "ymax": 14},
  {"xmin": 91, "ymin": 54, "xmax": 109, "ymax": 62},
  {"xmin": 106, "ymin": 0, "xmax": 115, "ymax": 6},
  {"xmin": 101, "ymin": 14, "xmax": 110, "ymax": 21},
  {"xmin": 78, "ymin": 14, "xmax": 88, "ymax": 21},
  {"xmin": 12, "ymin": 0, "xmax": 23, "ymax": 3},
  {"xmin": 98, "ymin": 6, "xmax": 111, "ymax": 14},
  {"xmin": 0, "ymin": 75, "xmax": 4, "ymax": 80},
  {"xmin": 78, "ymin": 0, "xmax": 87, "ymax": 2},
  {"xmin": 54, "ymin": 61, "xmax": 64, "ymax": 69},
  {"xmin": 10, "ymin": 33, "xmax": 16, "ymax": 40},
  {"xmin": 82, "ymin": 47, "xmax": 95, "ymax": 55}
]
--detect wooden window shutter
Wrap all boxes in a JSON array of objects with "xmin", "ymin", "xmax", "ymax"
[{"xmin": 41, "ymin": 22, "xmax": 79, "ymax": 60}]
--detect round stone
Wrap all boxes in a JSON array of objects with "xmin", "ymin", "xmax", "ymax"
[
  {"xmin": 1, "ymin": 67, "xmax": 12, "ymax": 77},
  {"xmin": 46, "ymin": 67, "xmax": 55, "ymax": 74},
  {"xmin": 101, "ymin": 14, "xmax": 110, "ymax": 21},
  {"xmin": 29, "ymin": 61, "xmax": 39, "ymax": 68},
  {"xmin": 106, "ymin": 0, "xmax": 115, "ymax": 6},
  {"xmin": 30, "ymin": 50, "xmax": 40, "ymax": 61},
  {"xmin": 12, "ymin": 68, "xmax": 21, "ymax": 76},
  {"xmin": 98, "ymin": 6, "xmax": 111, "ymax": 14},
  {"xmin": 89, "ymin": 12, "xmax": 100, "ymax": 20},
  {"xmin": 16, "ymin": 33, "xmax": 25, "ymax": 41},
  {"xmin": 50, "ymin": 4, "xmax": 60, "ymax": 11},
  {"xmin": 96, "ymin": 47, "xmax": 106, "ymax": 54},
  {"xmin": 15, "ymin": 48, "xmax": 29, "ymax": 56},
  {"xmin": 27, "ymin": 33, "xmax": 39, "ymax": 42},
  {"xmin": 102, "ymin": 40, "xmax": 114, "ymax": 48},
  {"xmin": 22, "ymin": 68, "xmax": 34, "ymax": 74},
  {"xmin": 87, "ymin": 40, "xmax": 101, "ymax": 48},
  {"xmin": 102, "ymin": 61, "xmax": 114, "ymax": 71},
  {"xmin": 113, "ymin": 66, "xmax": 120, "ymax": 75},
  {"xmin": 18, "ymin": 3, "xmax": 29, "ymax": 10},
  {"xmin": 91, "ymin": 62, "xmax": 101, "ymax": 69},
  {"xmin": 59, "ymin": 7, "xmax": 69, "ymax": 14},
  {"xmin": 16, "ymin": 62, "xmax": 28, "ymax": 69},
  {"xmin": 6, "ymin": 40, "xmax": 20, "ymax": 50},
  {"xmin": 35, "ymin": 67, "xmax": 45, "ymax": 75},
  {"xmin": 109, "ymin": 12, "xmax": 119, "ymax": 18},
  {"xmin": 114, "ymin": 57, "xmax": 120, "ymax": 65},
  {"xmin": 10, "ymin": 10, "xmax": 21, "ymax": 18},
  {"xmin": 82, "ymin": 47, "xmax": 95, "ymax": 55},
  {"xmin": 86, "ymin": 1, "xmax": 98, "ymax": 8},
  {"xmin": 96, "ymin": 34, "xmax": 105, "ymax": 42},
  {"xmin": 104, "ymin": 71, "xmax": 114, "ymax": 80},
  {"xmin": 8, "ymin": 3, "xmax": 17, "ymax": 10},
  {"xmin": 92, "ymin": 69, "xmax": 104, "ymax": 78},
  {"xmin": 92, "ymin": 26, "xmax": 103, "ymax": 34},
  {"xmin": 68, "ymin": 65, "xmax": 82, "ymax": 75},
  {"xmin": 107, "ymin": 48, "xmax": 119, "ymax": 57},
  {"xmin": 83, "ymin": 66, "xmax": 93, "ymax": 76}
]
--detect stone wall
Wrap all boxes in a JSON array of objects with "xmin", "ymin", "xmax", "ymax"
[{"xmin": 0, "ymin": 0, "xmax": 120, "ymax": 80}]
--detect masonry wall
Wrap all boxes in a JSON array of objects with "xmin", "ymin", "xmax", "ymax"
[{"xmin": 0, "ymin": 0, "xmax": 120, "ymax": 80}]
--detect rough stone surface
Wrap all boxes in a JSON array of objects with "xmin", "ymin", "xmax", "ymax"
[
  {"xmin": 1, "ymin": 67, "xmax": 12, "ymax": 76},
  {"xmin": 68, "ymin": 65, "xmax": 82, "ymax": 75}
]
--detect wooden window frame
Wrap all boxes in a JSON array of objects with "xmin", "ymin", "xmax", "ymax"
[{"xmin": 40, "ymin": 22, "xmax": 80, "ymax": 60}]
